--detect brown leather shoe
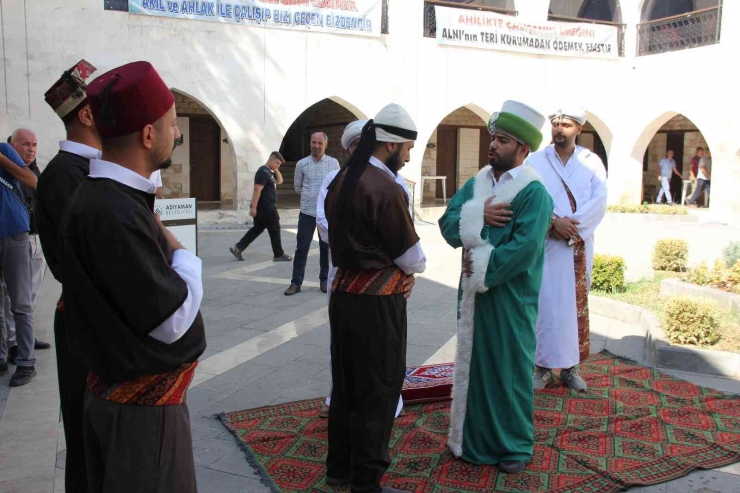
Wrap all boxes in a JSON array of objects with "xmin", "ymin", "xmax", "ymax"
[
  {"xmin": 284, "ymin": 284, "xmax": 301, "ymax": 296},
  {"xmin": 319, "ymin": 403, "xmax": 330, "ymax": 419}
]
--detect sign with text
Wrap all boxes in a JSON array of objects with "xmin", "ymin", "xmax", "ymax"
[
  {"xmin": 155, "ymin": 198, "xmax": 198, "ymax": 255},
  {"xmin": 435, "ymin": 6, "xmax": 619, "ymax": 59},
  {"xmin": 129, "ymin": 0, "xmax": 383, "ymax": 37}
]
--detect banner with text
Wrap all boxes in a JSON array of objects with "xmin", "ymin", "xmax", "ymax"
[
  {"xmin": 435, "ymin": 6, "xmax": 618, "ymax": 59},
  {"xmin": 129, "ymin": 0, "xmax": 383, "ymax": 37}
]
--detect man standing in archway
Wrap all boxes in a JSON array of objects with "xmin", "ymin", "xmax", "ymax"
[
  {"xmin": 528, "ymin": 107, "xmax": 608, "ymax": 392},
  {"xmin": 285, "ymin": 132, "xmax": 339, "ymax": 296},
  {"xmin": 656, "ymin": 149, "xmax": 682, "ymax": 205}
]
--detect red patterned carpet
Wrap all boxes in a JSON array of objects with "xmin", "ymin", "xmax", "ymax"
[{"xmin": 219, "ymin": 353, "xmax": 740, "ymax": 492}]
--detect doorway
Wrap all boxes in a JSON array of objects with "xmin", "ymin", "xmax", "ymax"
[{"xmin": 189, "ymin": 116, "xmax": 221, "ymax": 203}]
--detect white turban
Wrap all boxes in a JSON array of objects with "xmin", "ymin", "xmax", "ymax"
[
  {"xmin": 549, "ymin": 106, "xmax": 587, "ymax": 125},
  {"xmin": 341, "ymin": 120, "xmax": 368, "ymax": 150},
  {"xmin": 374, "ymin": 103, "xmax": 418, "ymax": 143}
]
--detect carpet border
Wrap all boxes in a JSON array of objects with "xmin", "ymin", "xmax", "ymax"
[{"xmin": 217, "ymin": 398, "xmax": 328, "ymax": 493}]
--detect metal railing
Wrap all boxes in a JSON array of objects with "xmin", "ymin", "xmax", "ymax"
[
  {"xmin": 637, "ymin": 6, "xmax": 722, "ymax": 56},
  {"xmin": 423, "ymin": 1, "xmax": 518, "ymax": 38},
  {"xmin": 548, "ymin": 14, "xmax": 626, "ymax": 57}
]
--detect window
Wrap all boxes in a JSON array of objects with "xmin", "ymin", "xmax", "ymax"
[
  {"xmin": 642, "ymin": 0, "xmax": 720, "ymax": 22},
  {"xmin": 548, "ymin": 0, "xmax": 622, "ymax": 23}
]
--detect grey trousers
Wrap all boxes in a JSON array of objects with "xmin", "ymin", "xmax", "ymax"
[
  {"xmin": 0, "ymin": 233, "xmax": 35, "ymax": 367},
  {"xmin": 0, "ymin": 234, "xmax": 45, "ymax": 348},
  {"xmin": 84, "ymin": 393, "xmax": 198, "ymax": 493}
]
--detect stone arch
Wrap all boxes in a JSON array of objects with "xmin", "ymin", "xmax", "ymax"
[
  {"xmin": 630, "ymin": 111, "xmax": 713, "ymax": 204},
  {"xmin": 278, "ymin": 97, "xmax": 368, "ymax": 208},
  {"xmin": 421, "ymin": 106, "xmax": 489, "ymax": 203},
  {"xmin": 578, "ymin": 110, "xmax": 613, "ymax": 171},
  {"xmin": 169, "ymin": 88, "xmax": 237, "ymax": 209},
  {"xmin": 639, "ymin": 0, "xmax": 719, "ymax": 22}
]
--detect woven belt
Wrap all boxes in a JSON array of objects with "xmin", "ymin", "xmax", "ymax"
[
  {"xmin": 86, "ymin": 361, "xmax": 198, "ymax": 406},
  {"xmin": 332, "ymin": 266, "xmax": 407, "ymax": 296}
]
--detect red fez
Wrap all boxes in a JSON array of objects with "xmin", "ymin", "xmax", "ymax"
[{"xmin": 87, "ymin": 61, "xmax": 175, "ymax": 138}]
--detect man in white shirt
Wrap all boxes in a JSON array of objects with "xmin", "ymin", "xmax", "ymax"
[{"xmin": 687, "ymin": 148, "xmax": 711, "ymax": 206}]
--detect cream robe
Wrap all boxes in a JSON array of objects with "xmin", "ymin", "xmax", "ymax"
[{"xmin": 526, "ymin": 145, "xmax": 608, "ymax": 369}]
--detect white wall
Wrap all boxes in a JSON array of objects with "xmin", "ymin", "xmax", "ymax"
[{"xmin": 1, "ymin": 0, "xmax": 738, "ymax": 222}]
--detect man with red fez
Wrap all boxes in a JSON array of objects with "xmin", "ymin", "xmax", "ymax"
[
  {"xmin": 324, "ymin": 104, "xmax": 426, "ymax": 493},
  {"xmin": 36, "ymin": 59, "xmax": 101, "ymax": 493},
  {"xmin": 60, "ymin": 61, "xmax": 205, "ymax": 493}
]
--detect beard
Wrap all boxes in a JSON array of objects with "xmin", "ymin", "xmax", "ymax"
[
  {"xmin": 384, "ymin": 149, "xmax": 402, "ymax": 175},
  {"xmin": 553, "ymin": 133, "xmax": 575, "ymax": 148},
  {"xmin": 489, "ymin": 147, "xmax": 518, "ymax": 173},
  {"xmin": 158, "ymin": 157, "xmax": 173, "ymax": 170}
]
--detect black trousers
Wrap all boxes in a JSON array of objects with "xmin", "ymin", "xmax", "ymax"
[
  {"xmin": 327, "ymin": 292, "xmax": 407, "ymax": 493},
  {"xmin": 236, "ymin": 208, "xmax": 284, "ymax": 257},
  {"xmin": 83, "ymin": 393, "xmax": 198, "ymax": 493},
  {"xmin": 54, "ymin": 307, "xmax": 89, "ymax": 493}
]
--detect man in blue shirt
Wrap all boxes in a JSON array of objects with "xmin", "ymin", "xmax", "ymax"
[
  {"xmin": 656, "ymin": 149, "xmax": 682, "ymax": 205},
  {"xmin": 0, "ymin": 142, "xmax": 38, "ymax": 385}
]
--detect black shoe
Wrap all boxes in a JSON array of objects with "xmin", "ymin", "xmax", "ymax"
[
  {"xmin": 229, "ymin": 246, "xmax": 244, "ymax": 261},
  {"xmin": 34, "ymin": 339, "xmax": 51, "ymax": 350},
  {"xmin": 273, "ymin": 254, "xmax": 293, "ymax": 262},
  {"xmin": 0, "ymin": 360, "xmax": 7, "ymax": 377},
  {"xmin": 326, "ymin": 476, "xmax": 351, "ymax": 487},
  {"xmin": 284, "ymin": 284, "xmax": 301, "ymax": 296},
  {"xmin": 7, "ymin": 345, "xmax": 16, "ymax": 365},
  {"xmin": 9, "ymin": 366, "xmax": 36, "ymax": 387},
  {"xmin": 497, "ymin": 460, "xmax": 526, "ymax": 474},
  {"xmin": 320, "ymin": 281, "xmax": 327, "ymax": 294}
]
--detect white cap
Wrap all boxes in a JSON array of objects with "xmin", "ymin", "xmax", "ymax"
[
  {"xmin": 341, "ymin": 120, "xmax": 368, "ymax": 150},
  {"xmin": 549, "ymin": 105, "xmax": 587, "ymax": 125},
  {"xmin": 374, "ymin": 103, "xmax": 418, "ymax": 143}
]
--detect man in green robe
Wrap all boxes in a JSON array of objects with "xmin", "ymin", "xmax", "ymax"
[{"xmin": 438, "ymin": 100, "xmax": 553, "ymax": 474}]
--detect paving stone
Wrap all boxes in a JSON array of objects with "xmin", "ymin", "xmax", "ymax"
[
  {"xmin": 205, "ymin": 448, "xmax": 256, "ymax": 478},
  {"xmin": 186, "ymin": 388, "xmax": 231, "ymax": 416},
  {"xmin": 205, "ymin": 328, "xmax": 265, "ymax": 354},
  {"xmin": 195, "ymin": 362, "xmax": 277, "ymax": 394},
  {"xmin": 192, "ymin": 437, "xmax": 241, "ymax": 467},
  {"xmin": 55, "ymin": 450, "xmax": 65, "ymax": 470},
  {"xmin": 191, "ymin": 423, "xmax": 228, "ymax": 442},
  {"xmin": 248, "ymin": 342, "xmax": 324, "ymax": 368},
  {"xmin": 196, "ymin": 466, "xmax": 271, "ymax": 493}
]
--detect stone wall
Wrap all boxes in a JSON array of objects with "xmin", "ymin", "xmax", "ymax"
[{"xmin": 458, "ymin": 128, "xmax": 481, "ymax": 187}]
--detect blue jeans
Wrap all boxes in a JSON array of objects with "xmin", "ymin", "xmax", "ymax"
[
  {"xmin": 688, "ymin": 179, "xmax": 710, "ymax": 205},
  {"xmin": 0, "ymin": 233, "xmax": 35, "ymax": 367},
  {"xmin": 291, "ymin": 213, "xmax": 328, "ymax": 287}
]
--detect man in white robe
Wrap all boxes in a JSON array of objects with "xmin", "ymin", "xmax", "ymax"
[
  {"xmin": 527, "ymin": 106, "xmax": 607, "ymax": 392},
  {"xmin": 316, "ymin": 119, "xmax": 409, "ymax": 418}
]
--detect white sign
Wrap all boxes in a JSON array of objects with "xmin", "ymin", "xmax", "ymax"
[
  {"xmin": 435, "ymin": 6, "xmax": 619, "ymax": 59},
  {"xmin": 166, "ymin": 225, "xmax": 198, "ymax": 254},
  {"xmin": 154, "ymin": 198, "xmax": 197, "ymax": 221},
  {"xmin": 129, "ymin": 0, "xmax": 383, "ymax": 38}
]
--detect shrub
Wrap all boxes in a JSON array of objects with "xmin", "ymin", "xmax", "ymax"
[
  {"xmin": 723, "ymin": 241, "xmax": 740, "ymax": 268},
  {"xmin": 685, "ymin": 262, "xmax": 711, "ymax": 286},
  {"xmin": 592, "ymin": 254, "xmax": 626, "ymax": 292},
  {"xmin": 607, "ymin": 204, "xmax": 687, "ymax": 215},
  {"xmin": 652, "ymin": 239, "xmax": 689, "ymax": 272},
  {"xmin": 663, "ymin": 297, "xmax": 720, "ymax": 346}
]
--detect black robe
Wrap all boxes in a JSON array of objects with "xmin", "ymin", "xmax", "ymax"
[
  {"xmin": 61, "ymin": 177, "xmax": 206, "ymax": 383},
  {"xmin": 36, "ymin": 150, "xmax": 90, "ymax": 284}
]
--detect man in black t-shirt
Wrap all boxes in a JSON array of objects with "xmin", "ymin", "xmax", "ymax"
[{"xmin": 230, "ymin": 152, "xmax": 293, "ymax": 262}]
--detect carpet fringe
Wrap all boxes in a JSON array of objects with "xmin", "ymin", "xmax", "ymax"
[{"xmin": 217, "ymin": 411, "xmax": 282, "ymax": 493}]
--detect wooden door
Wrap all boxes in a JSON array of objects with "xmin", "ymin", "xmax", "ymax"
[
  {"xmin": 190, "ymin": 116, "xmax": 221, "ymax": 202},
  {"xmin": 666, "ymin": 132, "xmax": 685, "ymax": 204},
  {"xmin": 479, "ymin": 128, "xmax": 490, "ymax": 169},
  {"xmin": 436, "ymin": 125, "xmax": 458, "ymax": 199}
]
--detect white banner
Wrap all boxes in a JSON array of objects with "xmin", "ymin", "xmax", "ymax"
[
  {"xmin": 435, "ymin": 6, "xmax": 619, "ymax": 59},
  {"xmin": 129, "ymin": 0, "xmax": 383, "ymax": 38},
  {"xmin": 154, "ymin": 198, "xmax": 197, "ymax": 221}
]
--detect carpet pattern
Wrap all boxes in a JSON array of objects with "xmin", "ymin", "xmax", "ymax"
[{"xmin": 219, "ymin": 353, "xmax": 740, "ymax": 492}]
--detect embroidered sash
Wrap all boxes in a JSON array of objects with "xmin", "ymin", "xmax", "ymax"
[
  {"xmin": 332, "ymin": 266, "xmax": 407, "ymax": 296},
  {"xmin": 86, "ymin": 361, "xmax": 197, "ymax": 406}
]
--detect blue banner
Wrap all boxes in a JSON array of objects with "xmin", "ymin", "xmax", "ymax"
[{"xmin": 129, "ymin": 0, "xmax": 382, "ymax": 37}]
